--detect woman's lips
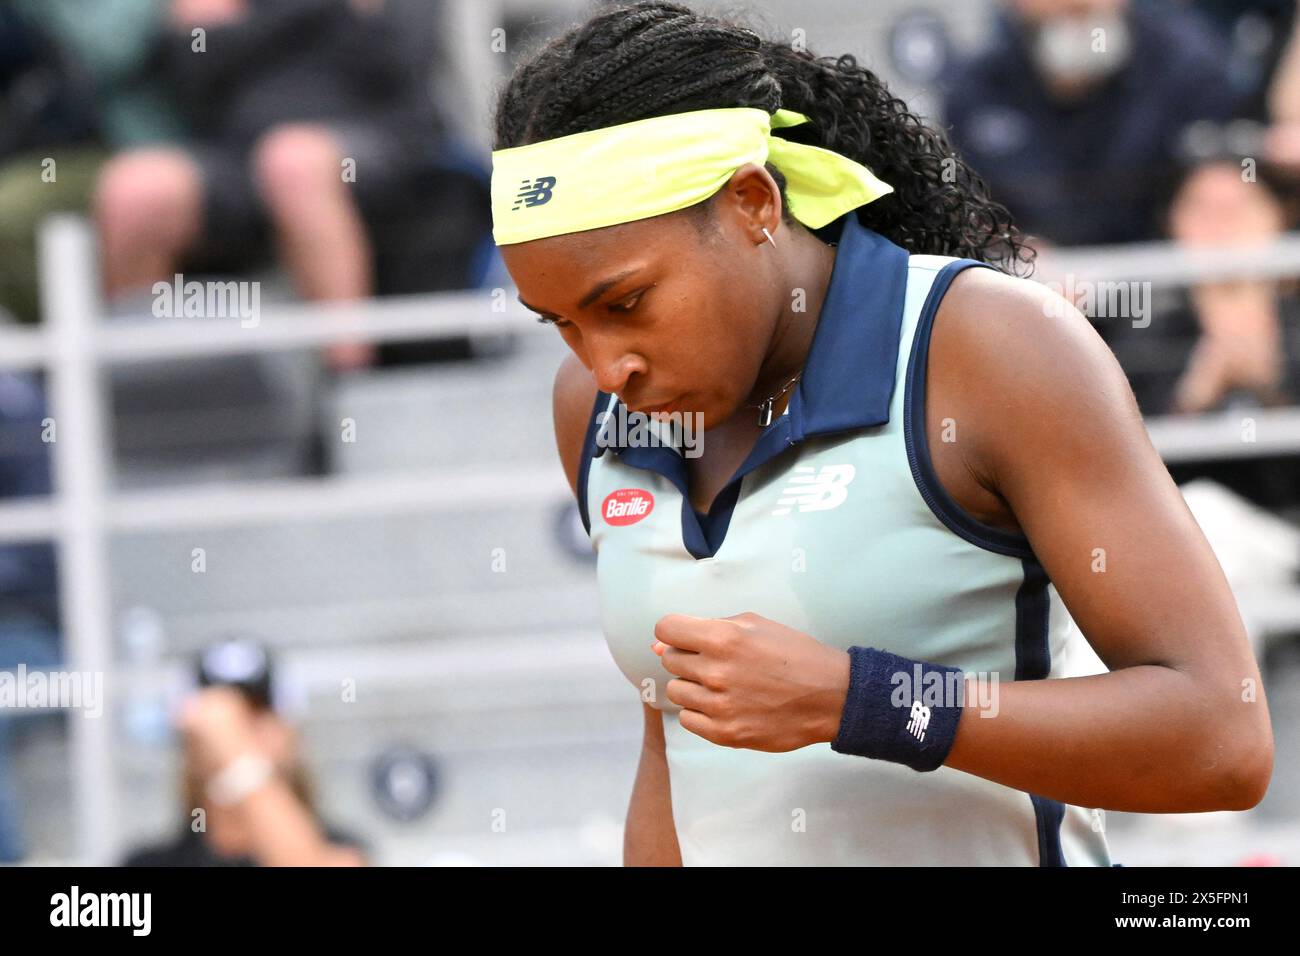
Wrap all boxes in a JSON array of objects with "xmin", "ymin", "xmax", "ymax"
[{"xmin": 628, "ymin": 396, "xmax": 681, "ymax": 415}]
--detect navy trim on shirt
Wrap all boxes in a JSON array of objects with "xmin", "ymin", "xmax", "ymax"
[
  {"xmin": 902, "ymin": 258, "xmax": 1035, "ymax": 559},
  {"xmin": 1015, "ymin": 552, "xmax": 1068, "ymax": 867},
  {"xmin": 1014, "ymin": 555, "xmax": 1052, "ymax": 682},
  {"xmin": 576, "ymin": 390, "xmax": 612, "ymax": 536},
  {"xmin": 1031, "ymin": 793, "xmax": 1068, "ymax": 868}
]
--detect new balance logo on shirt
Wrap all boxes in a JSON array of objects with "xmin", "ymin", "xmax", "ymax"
[{"xmin": 771, "ymin": 464, "xmax": 856, "ymax": 515}]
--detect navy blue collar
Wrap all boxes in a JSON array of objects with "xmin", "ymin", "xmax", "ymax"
[
  {"xmin": 586, "ymin": 210, "xmax": 911, "ymax": 558},
  {"xmin": 792, "ymin": 209, "xmax": 911, "ymax": 439}
]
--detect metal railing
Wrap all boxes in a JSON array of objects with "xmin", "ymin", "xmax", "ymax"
[{"xmin": 2, "ymin": 216, "xmax": 545, "ymax": 864}]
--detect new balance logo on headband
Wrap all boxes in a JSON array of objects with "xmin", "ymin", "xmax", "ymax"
[{"xmin": 513, "ymin": 176, "xmax": 557, "ymax": 209}]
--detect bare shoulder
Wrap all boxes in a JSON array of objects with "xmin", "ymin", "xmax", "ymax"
[
  {"xmin": 935, "ymin": 264, "xmax": 1132, "ymax": 396},
  {"xmin": 552, "ymin": 352, "xmax": 600, "ymax": 498},
  {"xmin": 929, "ymin": 265, "xmax": 1146, "ymax": 490}
]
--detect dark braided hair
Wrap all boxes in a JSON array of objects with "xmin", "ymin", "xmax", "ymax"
[{"xmin": 494, "ymin": 0, "xmax": 1034, "ymax": 273}]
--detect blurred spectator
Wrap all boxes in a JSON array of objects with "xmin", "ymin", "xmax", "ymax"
[
  {"xmin": 1166, "ymin": 163, "xmax": 1300, "ymax": 414},
  {"xmin": 1271, "ymin": 3, "xmax": 1300, "ymax": 123},
  {"xmin": 1192, "ymin": 0, "xmax": 1296, "ymax": 118},
  {"xmin": 122, "ymin": 640, "xmax": 365, "ymax": 866},
  {"xmin": 95, "ymin": 0, "xmax": 473, "ymax": 372},
  {"xmin": 1109, "ymin": 161, "xmax": 1300, "ymax": 416},
  {"xmin": 0, "ymin": 0, "xmax": 183, "ymax": 327},
  {"xmin": 942, "ymin": 0, "xmax": 1243, "ymax": 247},
  {"xmin": 1263, "ymin": 4, "xmax": 1300, "ymax": 182},
  {"xmin": 0, "ymin": 371, "xmax": 61, "ymax": 862}
]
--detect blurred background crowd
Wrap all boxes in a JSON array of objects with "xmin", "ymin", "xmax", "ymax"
[{"xmin": 1, "ymin": 0, "xmax": 1299, "ymax": 866}]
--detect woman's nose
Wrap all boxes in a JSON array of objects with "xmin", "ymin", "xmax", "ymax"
[{"xmin": 591, "ymin": 348, "xmax": 646, "ymax": 397}]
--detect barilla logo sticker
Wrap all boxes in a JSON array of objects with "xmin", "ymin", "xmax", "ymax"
[{"xmin": 602, "ymin": 488, "xmax": 654, "ymax": 526}]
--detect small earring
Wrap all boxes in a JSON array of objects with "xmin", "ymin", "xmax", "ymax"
[{"xmin": 762, "ymin": 227, "xmax": 777, "ymax": 248}]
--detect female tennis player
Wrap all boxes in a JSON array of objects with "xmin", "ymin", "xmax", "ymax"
[{"xmin": 490, "ymin": 1, "xmax": 1274, "ymax": 866}]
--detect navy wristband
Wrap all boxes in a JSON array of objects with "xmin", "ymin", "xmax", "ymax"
[{"xmin": 830, "ymin": 646, "xmax": 965, "ymax": 772}]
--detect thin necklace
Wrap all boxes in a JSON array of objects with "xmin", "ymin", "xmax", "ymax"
[{"xmin": 747, "ymin": 371, "xmax": 802, "ymax": 427}]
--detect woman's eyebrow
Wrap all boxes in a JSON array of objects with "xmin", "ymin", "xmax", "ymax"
[{"xmin": 517, "ymin": 267, "xmax": 642, "ymax": 314}]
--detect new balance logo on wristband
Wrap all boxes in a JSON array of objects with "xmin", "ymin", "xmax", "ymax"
[
  {"xmin": 906, "ymin": 699, "xmax": 931, "ymax": 742},
  {"xmin": 831, "ymin": 648, "xmax": 969, "ymax": 772}
]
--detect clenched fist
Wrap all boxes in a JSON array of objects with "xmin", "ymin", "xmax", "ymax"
[{"xmin": 652, "ymin": 611, "xmax": 850, "ymax": 753}]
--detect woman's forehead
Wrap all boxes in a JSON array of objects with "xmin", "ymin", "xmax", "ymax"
[
  {"xmin": 504, "ymin": 212, "xmax": 678, "ymax": 261},
  {"xmin": 502, "ymin": 212, "xmax": 698, "ymax": 289}
]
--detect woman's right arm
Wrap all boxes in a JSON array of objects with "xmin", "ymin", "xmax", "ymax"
[
  {"xmin": 552, "ymin": 354, "xmax": 681, "ymax": 866},
  {"xmin": 624, "ymin": 701, "xmax": 682, "ymax": 866}
]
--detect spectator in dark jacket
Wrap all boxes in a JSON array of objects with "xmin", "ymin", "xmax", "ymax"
[{"xmin": 942, "ymin": 0, "xmax": 1244, "ymax": 247}]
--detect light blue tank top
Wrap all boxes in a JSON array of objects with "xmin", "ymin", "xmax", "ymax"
[{"xmin": 576, "ymin": 211, "xmax": 1114, "ymax": 866}]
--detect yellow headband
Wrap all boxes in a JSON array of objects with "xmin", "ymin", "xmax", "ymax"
[{"xmin": 490, "ymin": 107, "xmax": 893, "ymax": 245}]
